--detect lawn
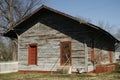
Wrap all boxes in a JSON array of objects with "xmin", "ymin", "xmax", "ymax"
[{"xmin": 0, "ymin": 71, "xmax": 120, "ymax": 80}]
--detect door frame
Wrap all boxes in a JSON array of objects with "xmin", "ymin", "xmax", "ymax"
[
  {"xmin": 60, "ymin": 41, "xmax": 72, "ymax": 66},
  {"xmin": 28, "ymin": 43, "xmax": 38, "ymax": 65}
]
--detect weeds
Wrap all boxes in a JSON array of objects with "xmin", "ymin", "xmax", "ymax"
[{"xmin": 0, "ymin": 71, "xmax": 120, "ymax": 80}]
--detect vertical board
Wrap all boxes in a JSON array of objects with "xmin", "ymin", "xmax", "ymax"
[{"xmin": 84, "ymin": 42, "xmax": 88, "ymax": 72}]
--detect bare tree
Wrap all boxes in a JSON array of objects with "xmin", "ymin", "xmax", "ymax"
[
  {"xmin": 0, "ymin": 0, "xmax": 46, "ymax": 31},
  {"xmin": 114, "ymin": 28, "xmax": 120, "ymax": 41},
  {"xmin": 98, "ymin": 21, "xmax": 120, "ymax": 41},
  {"xmin": 76, "ymin": 15, "xmax": 92, "ymax": 23},
  {"xmin": 0, "ymin": 0, "xmax": 47, "ymax": 61},
  {"xmin": 97, "ymin": 21, "xmax": 114, "ymax": 33},
  {"xmin": 0, "ymin": 37, "xmax": 12, "ymax": 61}
]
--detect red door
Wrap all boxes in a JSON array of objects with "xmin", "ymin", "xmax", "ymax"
[
  {"xmin": 28, "ymin": 44, "xmax": 37, "ymax": 65},
  {"xmin": 60, "ymin": 41, "xmax": 72, "ymax": 65}
]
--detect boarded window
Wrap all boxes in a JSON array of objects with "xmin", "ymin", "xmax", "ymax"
[
  {"xmin": 60, "ymin": 41, "xmax": 72, "ymax": 65},
  {"xmin": 28, "ymin": 43, "xmax": 37, "ymax": 65}
]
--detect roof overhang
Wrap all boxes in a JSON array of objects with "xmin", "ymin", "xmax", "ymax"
[{"xmin": 3, "ymin": 5, "xmax": 119, "ymax": 43}]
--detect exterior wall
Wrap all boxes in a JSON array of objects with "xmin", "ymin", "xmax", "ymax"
[
  {"xmin": 18, "ymin": 22, "xmax": 115, "ymax": 73},
  {"xmin": 18, "ymin": 22, "xmax": 88, "ymax": 72},
  {"xmin": 115, "ymin": 43, "xmax": 120, "ymax": 61},
  {"xmin": 0, "ymin": 62, "xmax": 18, "ymax": 74},
  {"xmin": 94, "ymin": 48, "xmax": 115, "ymax": 64},
  {"xmin": 17, "ymin": 13, "xmax": 115, "ymax": 73}
]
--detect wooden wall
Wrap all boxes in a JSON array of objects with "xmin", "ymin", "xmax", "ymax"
[
  {"xmin": 115, "ymin": 42, "xmax": 120, "ymax": 61},
  {"xmin": 17, "ymin": 11, "xmax": 115, "ymax": 73},
  {"xmin": 18, "ymin": 22, "xmax": 115, "ymax": 73},
  {"xmin": 18, "ymin": 21, "xmax": 91, "ymax": 72}
]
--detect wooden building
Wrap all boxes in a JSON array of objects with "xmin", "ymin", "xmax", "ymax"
[
  {"xmin": 115, "ymin": 42, "xmax": 120, "ymax": 61},
  {"xmin": 4, "ymin": 5, "xmax": 119, "ymax": 73}
]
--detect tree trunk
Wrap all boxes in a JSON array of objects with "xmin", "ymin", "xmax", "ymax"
[{"xmin": 12, "ymin": 39, "xmax": 18, "ymax": 61}]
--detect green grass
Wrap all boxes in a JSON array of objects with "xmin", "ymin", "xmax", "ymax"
[{"xmin": 0, "ymin": 71, "xmax": 120, "ymax": 80}]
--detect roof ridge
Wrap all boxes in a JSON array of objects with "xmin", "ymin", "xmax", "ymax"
[{"xmin": 3, "ymin": 5, "xmax": 119, "ymax": 42}]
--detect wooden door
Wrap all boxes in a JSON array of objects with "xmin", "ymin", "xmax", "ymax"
[
  {"xmin": 28, "ymin": 44, "xmax": 37, "ymax": 65},
  {"xmin": 60, "ymin": 41, "xmax": 72, "ymax": 65}
]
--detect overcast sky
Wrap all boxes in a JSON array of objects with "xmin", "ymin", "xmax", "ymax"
[{"xmin": 45, "ymin": 0, "xmax": 120, "ymax": 34}]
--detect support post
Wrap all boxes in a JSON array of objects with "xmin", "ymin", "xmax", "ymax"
[{"xmin": 84, "ymin": 41, "xmax": 88, "ymax": 72}]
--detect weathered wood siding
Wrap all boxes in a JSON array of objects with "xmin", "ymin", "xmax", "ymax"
[
  {"xmin": 17, "ymin": 10, "xmax": 115, "ymax": 73},
  {"xmin": 18, "ymin": 22, "xmax": 115, "ymax": 72},
  {"xmin": 115, "ymin": 42, "xmax": 120, "ymax": 61},
  {"xmin": 18, "ymin": 22, "xmax": 87, "ymax": 72}
]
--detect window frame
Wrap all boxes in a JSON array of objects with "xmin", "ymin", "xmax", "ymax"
[{"xmin": 60, "ymin": 41, "xmax": 72, "ymax": 66}]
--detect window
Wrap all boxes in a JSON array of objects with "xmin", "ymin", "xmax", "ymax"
[
  {"xmin": 28, "ymin": 43, "xmax": 38, "ymax": 65},
  {"xmin": 60, "ymin": 41, "xmax": 72, "ymax": 65}
]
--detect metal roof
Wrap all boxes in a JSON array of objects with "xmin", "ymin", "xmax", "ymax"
[{"xmin": 3, "ymin": 5, "xmax": 119, "ymax": 43}]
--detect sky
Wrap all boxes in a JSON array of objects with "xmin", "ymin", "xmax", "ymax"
[{"xmin": 44, "ymin": 0, "xmax": 120, "ymax": 34}]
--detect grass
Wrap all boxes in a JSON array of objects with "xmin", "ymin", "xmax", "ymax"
[{"xmin": 0, "ymin": 70, "xmax": 120, "ymax": 80}]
